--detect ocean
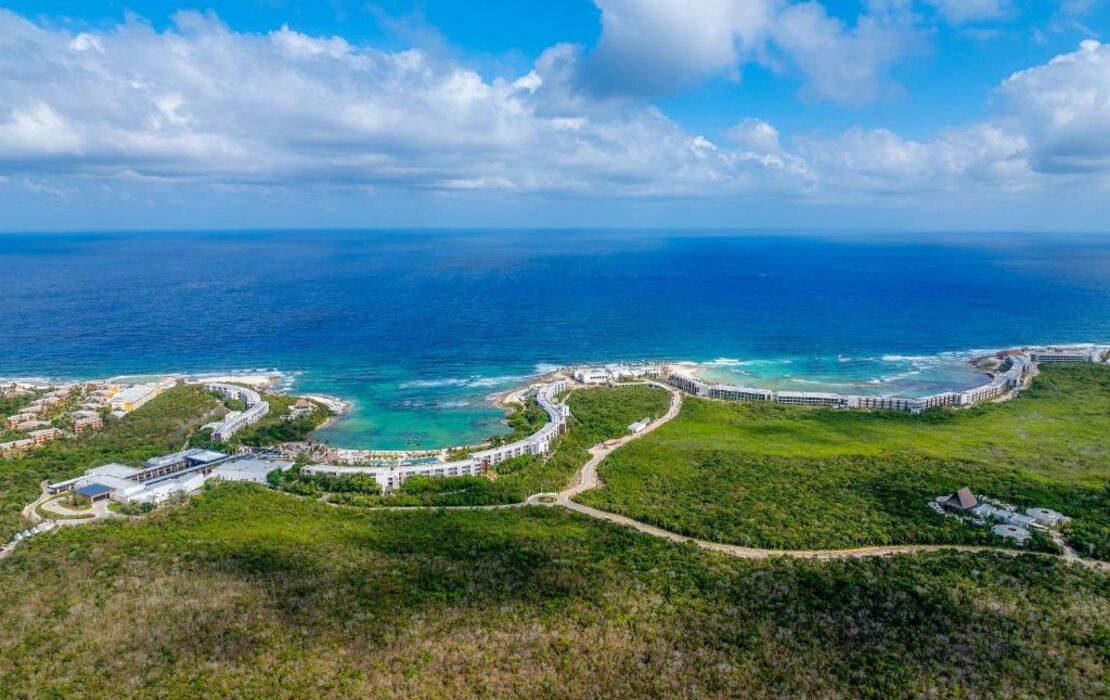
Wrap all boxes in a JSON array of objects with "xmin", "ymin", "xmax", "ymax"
[{"xmin": 2, "ymin": 230, "xmax": 1109, "ymax": 448}]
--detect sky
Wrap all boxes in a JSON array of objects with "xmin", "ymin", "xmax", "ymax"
[{"xmin": 0, "ymin": 1, "xmax": 1108, "ymax": 232}]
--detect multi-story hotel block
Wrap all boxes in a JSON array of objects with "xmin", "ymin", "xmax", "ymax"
[{"xmin": 202, "ymin": 383, "xmax": 271, "ymax": 441}]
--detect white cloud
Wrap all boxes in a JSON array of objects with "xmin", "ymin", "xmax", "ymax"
[
  {"xmin": 0, "ymin": 9, "xmax": 1107, "ymax": 211},
  {"xmin": 794, "ymin": 123, "xmax": 1030, "ymax": 195},
  {"xmin": 584, "ymin": 0, "xmax": 923, "ymax": 105},
  {"xmin": 725, "ymin": 118, "xmax": 781, "ymax": 153},
  {"xmin": 585, "ymin": 0, "xmax": 777, "ymax": 94},
  {"xmin": 1000, "ymin": 39, "xmax": 1110, "ymax": 173},
  {"xmin": 769, "ymin": 2, "xmax": 921, "ymax": 104}
]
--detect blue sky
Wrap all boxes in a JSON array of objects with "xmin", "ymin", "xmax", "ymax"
[{"xmin": 0, "ymin": 1, "xmax": 1108, "ymax": 231}]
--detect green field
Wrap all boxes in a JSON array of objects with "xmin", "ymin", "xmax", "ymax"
[
  {"xmin": 0, "ymin": 385, "xmax": 221, "ymax": 541},
  {"xmin": 1, "ymin": 484, "xmax": 1106, "ymax": 698},
  {"xmin": 578, "ymin": 364, "xmax": 1110, "ymax": 556}
]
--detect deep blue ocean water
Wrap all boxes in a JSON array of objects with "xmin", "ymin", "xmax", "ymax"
[{"xmin": 2, "ymin": 230, "xmax": 1109, "ymax": 448}]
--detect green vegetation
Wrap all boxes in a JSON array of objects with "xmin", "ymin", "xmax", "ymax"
[
  {"xmin": 307, "ymin": 385, "xmax": 673, "ymax": 508},
  {"xmin": 580, "ymin": 365, "xmax": 1110, "ymax": 557},
  {"xmin": 0, "ymin": 385, "xmax": 221, "ymax": 540},
  {"xmin": 487, "ymin": 398, "xmax": 547, "ymax": 446},
  {"xmin": 330, "ymin": 475, "xmax": 501, "ymax": 508},
  {"xmin": 268, "ymin": 465, "xmax": 382, "ymax": 498},
  {"xmin": 229, "ymin": 394, "xmax": 331, "ymax": 447},
  {"xmin": 115, "ymin": 500, "xmax": 156, "ymax": 515},
  {"xmin": 0, "ymin": 390, "xmax": 39, "ymax": 418},
  {"xmin": 0, "ymin": 484, "xmax": 1105, "ymax": 698},
  {"xmin": 189, "ymin": 393, "xmax": 332, "ymax": 450},
  {"xmin": 35, "ymin": 502, "xmax": 94, "ymax": 521}
]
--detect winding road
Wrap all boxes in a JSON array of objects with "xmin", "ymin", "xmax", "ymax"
[
  {"xmin": 7, "ymin": 380, "xmax": 1106, "ymax": 571},
  {"xmin": 538, "ymin": 383, "xmax": 1108, "ymax": 570}
]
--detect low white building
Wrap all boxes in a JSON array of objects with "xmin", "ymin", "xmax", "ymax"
[
  {"xmin": 573, "ymin": 368, "xmax": 611, "ymax": 384},
  {"xmin": 128, "ymin": 472, "xmax": 208, "ymax": 505},
  {"xmin": 991, "ymin": 524, "xmax": 1032, "ymax": 542},
  {"xmin": 774, "ymin": 391, "xmax": 847, "ymax": 408},
  {"xmin": 304, "ymin": 458, "xmax": 486, "ymax": 493},
  {"xmin": 1026, "ymin": 507, "xmax": 1070, "ymax": 528},
  {"xmin": 1031, "ymin": 349, "xmax": 1098, "ymax": 363},
  {"xmin": 212, "ymin": 458, "xmax": 294, "ymax": 484},
  {"xmin": 666, "ymin": 370, "xmax": 710, "ymax": 397}
]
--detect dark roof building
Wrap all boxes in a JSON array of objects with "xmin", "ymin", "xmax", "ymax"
[
  {"xmin": 943, "ymin": 487, "xmax": 978, "ymax": 510},
  {"xmin": 75, "ymin": 483, "xmax": 113, "ymax": 500}
]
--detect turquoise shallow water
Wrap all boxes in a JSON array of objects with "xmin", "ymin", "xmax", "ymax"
[{"xmin": 2, "ymin": 230, "xmax": 1108, "ymax": 448}]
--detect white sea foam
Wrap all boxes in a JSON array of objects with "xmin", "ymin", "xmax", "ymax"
[
  {"xmin": 436, "ymin": 400, "xmax": 472, "ymax": 408},
  {"xmin": 400, "ymin": 374, "xmax": 528, "ymax": 391},
  {"xmin": 399, "ymin": 378, "xmax": 470, "ymax": 389},
  {"xmin": 880, "ymin": 355, "xmax": 935, "ymax": 363},
  {"xmin": 705, "ymin": 357, "xmax": 742, "ymax": 366}
]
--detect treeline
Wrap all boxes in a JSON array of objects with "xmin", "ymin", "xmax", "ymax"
[
  {"xmin": 329, "ymin": 476, "xmax": 506, "ymax": 508},
  {"xmin": 268, "ymin": 465, "xmax": 381, "ymax": 497}
]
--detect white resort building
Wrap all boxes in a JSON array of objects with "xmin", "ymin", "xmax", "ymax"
[
  {"xmin": 572, "ymin": 364, "xmax": 661, "ymax": 384},
  {"xmin": 46, "ymin": 448, "xmax": 292, "ymax": 505},
  {"xmin": 202, "ymin": 383, "xmax": 271, "ymax": 441}
]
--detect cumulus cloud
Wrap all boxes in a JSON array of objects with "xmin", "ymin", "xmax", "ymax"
[
  {"xmin": 583, "ymin": 0, "xmax": 923, "ymax": 104},
  {"xmin": 769, "ymin": 1, "xmax": 921, "ymax": 104},
  {"xmin": 793, "ymin": 123, "xmax": 1030, "ymax": 195},
  {"xmin": 0, "ymin": 10, "xmax": 723, "ymax": 195},
  {"xmin": 585, "ymin": 0, "xmax": 777, "ymax": 95},
  {"xmin": 0, "ymin": 9, "xmax": 1107, "ymax": 208},
  {"xmin": 725, "ymin": 118, "xmax": 781, "ymax": 153},
  {"xmin": 1000, "ymin": 39, "xmax": 1110, "ymax": 173}
]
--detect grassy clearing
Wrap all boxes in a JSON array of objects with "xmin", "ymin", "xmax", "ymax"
[
  {"xmin": 0, "ymin": 385, "xmax": 220, "ymax": 540},
  {"xmin": 0, "ymin": 484, "xmax": 1105, "ymax": 698},
  {"xmin": 579, "ymin": 365, "xmax": 1110, "ymax": 556}
]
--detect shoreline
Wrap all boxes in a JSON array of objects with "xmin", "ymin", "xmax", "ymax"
[{"xmin": 6, "ymin": 342, "xmax": 1107, "ymax": 454}]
